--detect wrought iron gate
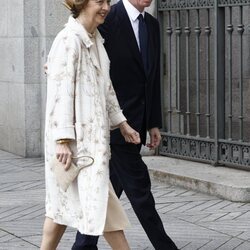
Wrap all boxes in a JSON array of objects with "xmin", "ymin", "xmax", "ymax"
[{"xmin": 158, "ymin": 0, "xmax": 250, "ymax": 169}]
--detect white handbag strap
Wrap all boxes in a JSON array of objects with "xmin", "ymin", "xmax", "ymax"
[{"xmin": 71, "ymin": 155, "xmax": 94, "ymax": 169}]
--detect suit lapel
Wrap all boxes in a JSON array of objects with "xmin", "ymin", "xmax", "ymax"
[{"xmin": 117, "ymin": 1, "xmax": 144, "ymax": 73}]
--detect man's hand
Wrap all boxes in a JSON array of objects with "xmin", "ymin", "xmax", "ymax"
[
  {"xmin": 119, "ymin": 121, "xmax": 141, "ymax": 144},
  {"xmin": 56, "ymin": 143, "xmax": 72, "ymax": 171},
  {"xmin": 147, "ymin": 127, "xmax": 161, "ymax": 150}
]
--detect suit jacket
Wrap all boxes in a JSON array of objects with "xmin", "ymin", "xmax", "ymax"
[{"xmin": 99, "ymin": 0, "xmax": 162, "ymax": 145}]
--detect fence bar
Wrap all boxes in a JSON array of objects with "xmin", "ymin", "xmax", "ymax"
[
  {"xmin": 227, "ymin": 6, "xmax": 233, "ymax": 140},
  {"xmin": 237, "ymin": 6, "xmax": 244, "ymax": 141},
  {"xmin": 214, "ymin": 1, "xmax": 225, "ymax": 164},
  {"xmin": 167, "ymin": 11, "xmax": 173, "ymax": 133},
  {"xmin": 185, "ymin": 10, "xmax": 191, "ymax": 136},
  {"xmin": 205, "ymin": 8, "xmax": 211, "ymax": 138},
  {"xmin": 176, "ymin": 10, "xmax": 182, "ymax": 133},
  {"xmin": 195, "ymin": 9, "xmax": 201, "ymax": 137}
]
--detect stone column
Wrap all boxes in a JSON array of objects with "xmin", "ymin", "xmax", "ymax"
[
  {"xmin": 0, "ymin": 0, "xmax": 68, "ymax": 157},
  {"xmin": 0, "ymin": 0, "xmax": 25, "ymax": 156}
]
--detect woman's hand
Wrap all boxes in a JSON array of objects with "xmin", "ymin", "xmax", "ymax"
[
  {"xmin": 119, "ymin": 122, "xmax": 141, "ymax": 144},
  {"xmin": 55, "ymin": 143, "xmax": 72, "ymax": 171}
]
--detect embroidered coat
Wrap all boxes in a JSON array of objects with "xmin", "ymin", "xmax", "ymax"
[{"xmin": 44, "ymin": 16, "xmax": 126, "ymax": 235}]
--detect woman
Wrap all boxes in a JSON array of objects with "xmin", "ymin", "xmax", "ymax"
[{"xmin": 40, "ymin": 0, "xmax": 140, "ymax": 249}]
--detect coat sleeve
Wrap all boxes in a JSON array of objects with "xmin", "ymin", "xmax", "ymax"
[
  {"xmin": 106, "ymin": 80, "xmax": 126, "ymax": 128},
  {"xmin": 46, "ymin": 33, "xmax": 79, "ymax": 141}
]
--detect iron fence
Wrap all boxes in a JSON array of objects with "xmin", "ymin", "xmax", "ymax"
[{"xmin": 158, "ymin": 0, "xmax": 250, "ymax": 168}]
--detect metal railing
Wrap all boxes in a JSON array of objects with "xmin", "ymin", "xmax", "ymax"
[{"xmin": 158, "ymin": 0, "xmax": 250, "ymax": 169}]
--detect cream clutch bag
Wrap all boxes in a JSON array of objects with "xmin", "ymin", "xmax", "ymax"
[{"xmin": 50, "ymin": 155, "xmax": 94, "ymax": 192}]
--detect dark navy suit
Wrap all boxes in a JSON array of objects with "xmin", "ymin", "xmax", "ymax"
[{"xmin": 72, "ymin": 1, "xmax": 178, "ymax": 249}]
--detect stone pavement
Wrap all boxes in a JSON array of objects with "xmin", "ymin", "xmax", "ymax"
[{"xmin": 1, "ymin": 150, "xmax": 250, "ymax": 250}]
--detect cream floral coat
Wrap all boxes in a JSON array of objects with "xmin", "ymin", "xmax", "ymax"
[{"xmin": 44, "ymin": 16, "xmax": 126, "ymax": 235}]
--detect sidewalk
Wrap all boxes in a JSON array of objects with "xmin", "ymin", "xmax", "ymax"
[{"xmin": 1, "ymin": 149, "xmax": 250, "ymax": 249}]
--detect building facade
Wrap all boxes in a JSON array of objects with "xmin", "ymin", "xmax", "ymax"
[
  {"xmin": 0, "ymin": 0, "xmax": 155, "ymax": 157},
  {"xmin": 0, "ymin": 0, "xmax": 249, "ymax": 170}
]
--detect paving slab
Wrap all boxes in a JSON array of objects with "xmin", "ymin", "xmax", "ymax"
[{"xmin": 1, "ymin": 150, "xmax": 250, "ymax": 249}]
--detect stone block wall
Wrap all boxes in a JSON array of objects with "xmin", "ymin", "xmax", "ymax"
[
  {"xmin": 0, "ymin": 0, "xmax": 68, "ymax": 156},
  {"xmin": 0, "ymin": 0, "xmax": 25, "ymax": 155},
  {"xmin": 0, "ymin": 0, "xmax": 157, "ymax": 157}
]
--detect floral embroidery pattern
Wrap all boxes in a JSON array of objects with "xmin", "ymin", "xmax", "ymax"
[{"xmin": 44, "ymin": 16, "xmax": 126, "ymax": 235}]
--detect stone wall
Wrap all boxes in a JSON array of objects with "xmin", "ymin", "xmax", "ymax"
[
  {"xmin": 0, "ymin": 0, "xmax": 25, "ymax": 156},
  {"xmin": 0, "ymin": 0, "xmax": 156, "ymax": 156},
  {"xmin": 0, "ymin": 0, "xmax": 68, "ymax": 156}
]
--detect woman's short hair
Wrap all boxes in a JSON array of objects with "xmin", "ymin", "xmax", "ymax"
[{"xmin": 63, "ymin": 0, "xmax": 88, "ymax": 18}]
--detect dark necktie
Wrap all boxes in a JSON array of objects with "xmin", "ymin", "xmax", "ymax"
[{"xmin": 138, "ymin": 14, "xmax": 148, "ymax": 73}]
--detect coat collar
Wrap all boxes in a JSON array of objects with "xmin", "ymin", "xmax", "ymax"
[
  {"xmin": 65, "ymin": 16, "xmax": 104, "ymax": 49},
  {"xmin": 65, "ymin": 16, "xmax": 109, "ymax": 75}
]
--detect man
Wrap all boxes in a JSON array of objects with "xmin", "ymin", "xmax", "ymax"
[{"xmin": 72, "ymin": 0, "xmax": 178, "ymax": 249}]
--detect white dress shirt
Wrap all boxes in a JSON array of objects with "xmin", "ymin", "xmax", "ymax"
[{"xmin": 122, "ymin": 0, "xmax": 145, "ymax": 50}]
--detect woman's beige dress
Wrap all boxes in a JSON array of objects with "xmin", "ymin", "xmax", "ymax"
[{"xmin": 45, "ymin": 16, "xmax": 129, "ymax": 235}]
